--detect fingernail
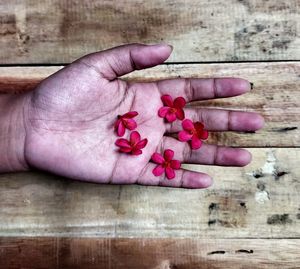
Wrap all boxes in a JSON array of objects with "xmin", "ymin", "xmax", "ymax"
[
  {"xmin": 150, "ymin": 43, "xmax": 173, "ymax": 52},
  {"xmin": 250, "ymin": 82, "xmax": 254, "ymax": 90}
]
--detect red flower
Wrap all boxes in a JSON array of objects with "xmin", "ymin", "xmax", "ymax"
[
  {"xmin": 114, "ymin": 111, "xmax": 138, "ymax": 137},
  {"xmin": 178, "ymin": 119, "xmax": 208, "ymax": 150},
  {"xmin": 158, "ymin": 95, "xmax": 186, "ymax": 122},
  {"xmin": 151, "ymin": 149, "xmax": 181, "ymax": 180},
  {"xmin": 115, "ymin": 131, "xmax": 148, "ymax": 155}
]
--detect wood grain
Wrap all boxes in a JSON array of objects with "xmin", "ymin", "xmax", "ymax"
[
  {"xmin": 0, "ymin": 62, "xmax": 299, "ymax": 147},
  {"xmin": 0, "ymin": 148, "xmax": 299, "ymax": 238},
  {"xmin": 0, "ymin": 0, "xmax": 299, "ymax": 63},
  {"xmin": 0, "ymin": 237, "xmax": 299, "ymax": 269}
]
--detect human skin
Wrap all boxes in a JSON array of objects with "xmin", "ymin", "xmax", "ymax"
[{"xmin": 0, "ymin": 44, "xmax": 264, "ymax": 188}]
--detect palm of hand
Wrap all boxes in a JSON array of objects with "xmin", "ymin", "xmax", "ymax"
[
  {"xmin": 26, "ymin": 61, "xmax": 168, "ymax": 187},
  {"xmin": 24, "ymin": 44, "xmax": 264, "ymax": 188}
]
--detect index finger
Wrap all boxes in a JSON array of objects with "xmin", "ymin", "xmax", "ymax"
[{"xmin": 156, "ymin": 78, "xmax": 252, "ymax": 102}]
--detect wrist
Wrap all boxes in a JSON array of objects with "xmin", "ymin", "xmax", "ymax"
[{"xmin": 0, "ymin": 93, "xmax": 31, "ymax": 172}]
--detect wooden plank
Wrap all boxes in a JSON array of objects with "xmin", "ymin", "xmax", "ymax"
[
  {"xmin": 0, "ymin": 0, "xmax": 299, "ymax": 63},
  {"xmin": 0, "ymin": 62, "xmax": 299, "ymax": 147},
  {"xmin": 0, "ymin": 237, "xmax": 299, "ymax": 269},
  {"xmin": 0, "ymin": 148, "xmax": 299, "ymax": 238}
]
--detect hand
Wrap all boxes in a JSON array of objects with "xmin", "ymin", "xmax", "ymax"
[{"xmin": 21, "ymin": 44, "xmax": 263, "ymax": 188}]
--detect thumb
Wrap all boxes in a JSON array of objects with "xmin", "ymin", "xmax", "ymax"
[{"xmin": 78, "ymin": 43, "xmax": 173, "ymax": 80}]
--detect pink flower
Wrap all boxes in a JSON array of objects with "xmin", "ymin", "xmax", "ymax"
[
  {"xmin": 114, "ymin": 111, "xmax": 138, "ymax": 137},
  {"xmin": 151, "ymin": 149, "xmax": 181, "ymax": 180},
  {"xmin": 115, "ymin": 131, "xmax": 148, "ymax": 155},
  {"xmin": 178, "ymin": 119, "xmax": 208, "ymax": 149},
  {"xmin": 158, "ymin": 95, "xmax": 186, "ymax": 122}
]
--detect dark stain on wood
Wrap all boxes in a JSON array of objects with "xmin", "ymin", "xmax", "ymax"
[
  {"xmin": 234, "ymin": 20, "xmax": 296, "ymax": 56},
  {"xmin": 253, "ymin": 171, "xmax": 264, "ymax": 179},
  {"xmin": 235, "ymin": 249, "xmax": 253, "ymax": 254},
  {"xmin": 207, "ymin": 250, "xmax": 226, "ymax": 255},
  {"xmin": 277, "ymin": 126, "xmax": 298, "ymax": 132},
  {"xmin": 208, "ymin": 197, "xmax": 247, "ymax": 228},
  {"xmin": 208, "ymin": 219, "xmax": 217, "ymax": 226},
  {"xmin": 274, "ymin": 171, "xmax": 288, "ymax": 180},
  {"xmin": 239, "ymin": 202, "xmax": 246, "ymax": 208},
  {"xmin": 208, "ymin": 202, "xmax": 219, "ymax": 213},
  {"xmin": 257, "ymin": 182, "xmax": 266, "ymax": 191},
  {"xmin": 267, "ymin": 214, "xmax": 292, "ymax": 225}
]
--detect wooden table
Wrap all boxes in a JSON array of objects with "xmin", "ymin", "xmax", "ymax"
[{"xmin": 0, "ymin": 1, "xmax": 299, "ymax": 268}]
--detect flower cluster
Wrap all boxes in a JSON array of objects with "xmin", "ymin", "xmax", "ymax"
[
  {"xmin": 113, "ymin": 94, "xmax": 208, "ymax": 180},
  {"xmin": 158, "ymin": 95, "xmax": 208, "ymax": 150},
  {"xmin": 114, "ymin": 111, "xmax": 147, "ymax": 155}
]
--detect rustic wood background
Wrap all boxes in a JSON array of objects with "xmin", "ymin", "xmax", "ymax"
[{"xmin": 0, "ymin": 0, "xmax": 299, "ymax": 268}]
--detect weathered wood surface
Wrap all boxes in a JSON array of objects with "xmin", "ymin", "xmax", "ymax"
[
  {"xmin": 1, "ymin": 238, "xmax": 300, "ymax": 269},
  {"xmin": 0, "ymin": 148, "xmax": 299, "ymax": 238},
  {"xmin": 1, "ymin": 62, "xmax": 299, "ymax": 147},
  {"xmin": 0, "ymin": 0, "xmax": 299, "ymax": 64}
]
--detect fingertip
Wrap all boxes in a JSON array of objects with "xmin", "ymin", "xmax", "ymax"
[
  {"xmin": 237, "ymin": 78, "xmax": 253, "ymax": 93},
  {"xmin": 219, "ymin": 147, "xmax": 252, "ymax": 167},
  {"xmin": 149, "ymin": 43, "xmax": 173, "ymax": 58},
  {"xmin": 230, "ymin": 111, "xmax": 265, "ymax": 132},
  {"xmin": 237, "ymin": 149, "xmax": 252, "ymax": 167},
  {"xmin": 182, "ymin": 171, "xmax": 213, "ymax": 189},
  {"xmin": 252, "ymin": 114, "xmax": 265, "ymax": 130},
  {"xmin": 133, "ymin": 43, "xmax": 173, "ymax": 69},
  {"xmin": 216, "ymin": 78, "xmax": 252, "ymax": 97}
]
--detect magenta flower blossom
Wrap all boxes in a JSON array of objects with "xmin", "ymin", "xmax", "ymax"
[
  {"xmin": 151, "ymin": 149, "xmax": 181, "ymax": 180},
  {"xmin": 114, "ymin": 111, "xmax": 138, "ymax": 137},
  {"xmin": 178, "ymin": 119, "xmax": 208, "ymax": 149},
  {"xmin": 158, "ymin": 95, "xmax": 186, "ymax": 122},
  {"xmin": 115, "ymin": 131, "xmax": 148, "ymax": 155}
]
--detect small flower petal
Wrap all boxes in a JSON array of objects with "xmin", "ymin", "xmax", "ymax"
[
  {"xmin": 130, "ymin": 131, "xmax": 141, "ymax": 144},
  {"xmin": 200, "ymin": 130, "xmax": 209, "ymax": 140},
  {"xmin": 151, "ymin": 153, "xmax": 164, "ymax": 164},
  {"xmin": 161, "ymin": 95, "xmax": 173, "ymax": 107},
  {"xmin": 175, "ymin": 108, "xmax": 185, "ymax": 120},
  {"xmin": 170, "ymin": 160, "xmax": 181, "ymax": 169},
  {"xmin": 158, "ymin": 107, "xmax": 169, "ymax": 118},
  {"xmin": 123, "ymin": 111, "xmax": 138, "ymax": 118},
  {"xmin": 178, "ymin": 130, "xmax": 193, "ymax": 142},
  {"xmin": 191, "ymin": 135, "xmax": 202, "ymax": 149},
  {"xmin": 182, "ymin": 119, "xmax": 194, "ymax": 131},
  {"xmin": 164, "ymin": 149, "xmax": 174, "ymax": 161},
  {"xmin": 173, "ymin": 97, "xmax": 186, "ymax": 108},
  {"xmin": 136, "ymin": 138, "xmax": 148, "ymax": 149},
  {"xmin": 114, "ymin": 119, "xmax": 121, "ymax": 129},
  {"xmin": 152, "ymin": 165, "xmax": 165, "ymax": 176},
  {"xmin": 125, "ymin": 118, "xmax": 137, "ymax": 130},
  {"xmin": 165, "ymin": 167, "xmax": 175, "ymax": 179},
  {"xmin": 165, "ymin": 112, "xmax": 177, "ymax": 122},
  {"xmin": 115, "ymin": 138, "xmax": 131, "ymax": 148},
  {"xmin": 132, "ymin": 149, "xmax": 143, "ymax": 155},
  {"xmin": 194, "ymin": 122, "xmax": 204, "ymax": 131},
  {"xmin": 119, "ymin": 147, "xmax": 133, "ymax": 153},
  {"xmin": 117, "ymin": 121, "xmax": 126, "ymax": 137}
]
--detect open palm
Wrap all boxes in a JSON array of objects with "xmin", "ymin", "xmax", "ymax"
[{"xmin": 24, "ymin": 44, "xmax": 264, "ymax": 188}]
